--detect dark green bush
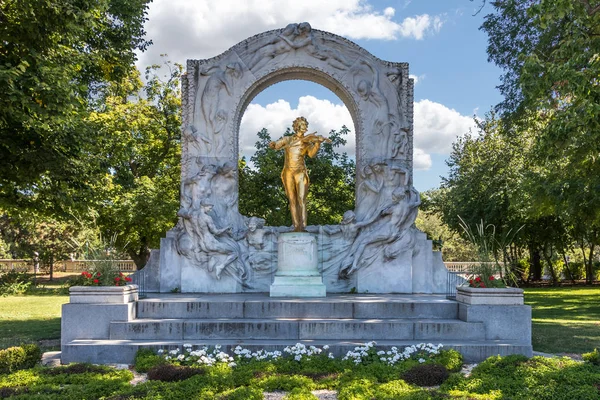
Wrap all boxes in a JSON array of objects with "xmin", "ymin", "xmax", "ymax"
[
  {"xmin": 433, "ymin": 348, "xmax": 463, "ymax": 372},
  {"xmin": 582, "ymin": 348, "xmax": 600, "ymax": 366},
  {"xmin": 402, "ymin": 363, "xmax": 450, "ymax": 387},
  {"xmin": 147, "ymin": 363, "xmax": 205, "ymax": 382},
  {"xmin": 0, "ymin": 346, "xmax": 26, "ymax": 374},
  {"xmin": 134, "ymin": 348, "xmax": 166, "ymax": 373},
  {"xmin": 0, "ymin": 271, "xmax": 32, "ymax": 295},
  {"xmin": 21, "ymin": 344, "xmax": 42, "ymax": 369},
  {"xmin": 43, "ymin": 363, "xmax": 112, "ymax": 375}
]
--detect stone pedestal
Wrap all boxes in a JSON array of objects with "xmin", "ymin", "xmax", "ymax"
[{"xmin": 270, "ymin": 232, "xmax": 326, "ymax": 297}]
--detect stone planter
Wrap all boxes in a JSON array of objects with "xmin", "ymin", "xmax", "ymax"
[
  {"xmin": 69, "ymin": 285, "xmax": 139, "ymax": 304},
  {"xmin": 456, "ymin": 286, "xmax": 524, "ymax": 305}
]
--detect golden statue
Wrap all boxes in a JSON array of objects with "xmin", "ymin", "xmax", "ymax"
[{"xmin": 269, "ymin": 117, "xmax": 331, "ymax": 232}]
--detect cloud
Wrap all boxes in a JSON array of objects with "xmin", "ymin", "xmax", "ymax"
[
  {"xmin": 239, "ymin": 96, "xmax": 354, "ymax": 160},
  {"xmin": 413, "ymin": 148, "xmax": 432, "ymax": 170},
  {"xmin": 240, "ymin": 97, "xmax": 474, "ymax": 170},
  {"xmin": 409, "ymin": 74, "xmax": 425, "ymax": 85},
  {"xmin": 413, "ymin": 99, "xmax": 477, "ymax": 155},
  {"xmin": 137, "ymin": 0, "xmax": 445, "ymax": 69}
]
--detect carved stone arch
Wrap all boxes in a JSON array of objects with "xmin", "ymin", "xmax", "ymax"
[
  {"xmin": 164, "ymin": 23, "xmax": 440, "ymax": 295},
  {"xmin": 182, "ymin": 22, "xmax": 414, "ymax": 221},
  {"xmin": 232, "ymin": 66, "xmax": 362, "ymax": 164}
]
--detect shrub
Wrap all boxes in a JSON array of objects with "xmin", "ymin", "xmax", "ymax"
[
  {"xmin": 134, "ymin": 348, "xmax": 166, "ymax": 373},
  {"xmin": 0, "ymin": 271, "xmax": 32, "ymax": 295},
  {"xmin": 20, "ymin": 344, "xmax": 42, "ymax": 369},
  {"xmin": 582, "ymin": 348, "xmax": 600, "ymax": 366},
  {"xmin": 402, "ymin": 364, "xmax": 450, "ymax": 387},
  {"xmin": 0, "ymin": 346, "xmax": 26, "ymax": 374},
  {"xmin": 433, "ymin": 349, "xmax": 463, "ymax": 372},
  {"xmin": 147, "ymin": 363, "xmax": 205, "ymax": 382},
  {"xmin": 43, "ymin": 363, "xmax": 112, "ymax": 375}
]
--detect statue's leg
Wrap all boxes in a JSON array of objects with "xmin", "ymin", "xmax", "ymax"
[
  {"xmin": 296, "ymin": 171, "xmax": 309, "ymax": 231},
  {"xmin": 282, "ymin": 170, "xmax": 300, "ymax": 230}
]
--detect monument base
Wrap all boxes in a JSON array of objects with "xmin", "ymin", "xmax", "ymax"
[{"xmin": 270, "ymin": 232, "xmax": 326, "ymax": 297}]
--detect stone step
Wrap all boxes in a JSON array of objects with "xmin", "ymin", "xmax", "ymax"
[
  {"xmin": 136, "ymin": 294, "xmax": 458, "ymax": 320},
  {"xmin": 110, "ymin": 318, "xmax": 485, "ymax": 341},
  {"xmin": 62, "ymin": 338, "xmax": 533, "ymax": 365}
]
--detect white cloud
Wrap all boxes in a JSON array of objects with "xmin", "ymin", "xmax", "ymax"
[
  {"xmin": 409, "ymin": 74, "xmax": 425, "ymax": 85},
  {"xmin": 397, "ymin": 14, "xmax": 444, "ymax": 40},
  {"xmin": 239, "ymin": 96, "xmax": 354, "ymax": 160},
  {"xmin": 414, "ymin": 99, "xmax": 476, "ymax": 155},
  {"xmin": 240, "ymin": 97, "xmax": 475, "ymax": 172},
  {"xmin": 137, "ymin": 0, "xmax": 445, "ymax": 69},
  {"xmin": 413, "ymin": 148, "xmax": 432, "ymax": 170}
]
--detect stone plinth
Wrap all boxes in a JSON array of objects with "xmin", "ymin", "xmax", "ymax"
[
  {"xmin": 69, "ymin": 285, "xmax": 139, "ymax": 304},
  {"xmin": 456, "ymin": 287, "xmax": 524, "ymax": 305},
  {"xmin": 270, "ymin": 232, "xmax": 326, "ymax": 297}
]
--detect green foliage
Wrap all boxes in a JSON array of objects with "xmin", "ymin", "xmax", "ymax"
[
  {"xmin": 0, "ymin": 0, "xmax": 151, "ymax": 214},
  {"xmin": 0, "ymin": 344, "xmax": 40, "ymax": 374},
  {"xmin": 147, "ymin": 364, "xmax": 205, "ymax": 382},
  {"xmin": 89, "ymin": 60, "xmax": 182, "ymax": 268},
  {"xmin": 134, "ymin": 348, "xmax": 166, "ymax": 373},
  {"xmin": 0, "ymin": 271, "xmax": 32, "ymax": 295},
  {"xmin": 416, "ymin": 191, "xmax": 477, "ymax": 261},
  {"xmin": 402, "ymin": 364, "xmax": 450, "ymax": 387},
  {"xmin": 20, "ymin": 344, "xmax": 41, "ymax": 370},
  {"xmin": 284, "ymin": 387, "xmax": 319, "ymax": 400},
  {"xmin": 432, "ymin": 349, "xmax": 463, "ymax": 373},
  {"xmin": 480, "ymin": 0, "xmax": 600, "ymax": 284},
  {"xmin": 582, "ymin": 348, "xmax": 600, "ymax": 366},
  {"xmin": 239, "ymin": 126, "xmax": 355, "ymax": 226},
  {"xmin": 43, "ymin": 363, "xmax": 113, "ymax": 376},
  {"xmin": 0, "ymin": 346, "xmax": 25, "ymax": 374}
]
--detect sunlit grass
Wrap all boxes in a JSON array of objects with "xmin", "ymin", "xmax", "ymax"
[
  {"xmin": 0, "ymin": 295, "xmax": 68, "ymax": 349},
  {"xmin": 524, "ymin": 287, "xmax": 600, "ymax": 354}
]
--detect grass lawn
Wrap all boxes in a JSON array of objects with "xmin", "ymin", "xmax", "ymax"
[
  {"xmin": 0, "ymin": 295, "xmax": 68, "ymax": 349},
  {"xmin": 524, "ymin": 286, "xmax": 600, "ymax": 354}
]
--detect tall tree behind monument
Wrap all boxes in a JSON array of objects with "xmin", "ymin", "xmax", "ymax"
[{"xmin": 239, "ymin": 126, "xmax": 355, "ymax": 228}]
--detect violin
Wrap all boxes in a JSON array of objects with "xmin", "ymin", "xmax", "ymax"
[{"xmin": 299, "ymin": 132, "xmax": 332, "ymax": 144}]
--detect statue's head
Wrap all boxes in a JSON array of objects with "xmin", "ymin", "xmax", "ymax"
[
  {"xmin": 292, "ymin": 117, "xmax": 308, "ymax": 134},
  {"xmin": 247, "ymin": 217, "xmax": 265, "ymax": 232},
  {"xmin": 357, "ymin": 80, "xmax": 371, "ymax": 99},
  {"xmin": 297, "ymin": 22, "xmax": 312, "ymax": 35}
]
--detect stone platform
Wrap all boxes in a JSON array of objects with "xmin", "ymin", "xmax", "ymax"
[{"xmin": 61, "ymin": 293, "xmax": 532, "ymax": 364}]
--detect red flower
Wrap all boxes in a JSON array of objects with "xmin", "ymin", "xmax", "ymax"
[
  {"xmin": 475, "ymin": 277, "xmax": 481, "ymax": 282},
  {"xmin": 489, "ymin": 276, "xmax": 495, "ymax": 281},
  {"xmin": 119, "ymin": 272, "xmax": 124, "ymax": 276},
  {"xmin": 469, "ymin": 280, "xmax": 473, "ymax": 284},
  {"xmin": 81, "ymin": 272, "xmax": 87, "ymax": 276},
  {"xmin": 93, "ymin": 279, "xmax": 99, "ymax": 284},
  {"xmin": 125, "ymin": 277, "xmax": 132, "ymax": 282},
  {"xmin": 480, "ymin": 284, "xmax": 486, "ymax": 288},
  {"xmin": 115, "ymin": 277, "xmax": 121, "ymax": 282},
  {"xmin": 97, "ymin": 272, "xmax": 101, "ymax": 277}
]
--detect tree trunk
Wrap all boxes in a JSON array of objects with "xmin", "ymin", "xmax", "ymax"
[
  {"xmin": 128, "ymin": 245, "xmax": 150, "ymax": 270},
  {"xmin": 49, "ymin": 253, "xmax": 54, "ymax": 282},
  {"xmin": 530, "ymin": 246, "xmax": 542, "ymax": 281}
]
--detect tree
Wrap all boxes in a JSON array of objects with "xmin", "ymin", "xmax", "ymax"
[
  {"xmin": 88, "ymin": 61, "xmax": 182, "ymax": 269},
  {"xmin": 0, "ymin": 0, "xmax": 151, "ymax": 214},
  {"xmin": 416, "ymin": 189, "xmax": 478, "ymax": 261},
  {"xmin": 481, "ymin": 0, "xmax": 600, "ymax": 282},
  {"xmin": 239, "ymin": 126, "xmax": 355, "ymax": 226}
]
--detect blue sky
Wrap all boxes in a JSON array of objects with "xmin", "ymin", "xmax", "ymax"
[{"xmin": 137, "ymin": 0, "xmax": 503, "ymax": 191}]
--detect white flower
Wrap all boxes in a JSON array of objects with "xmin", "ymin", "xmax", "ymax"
[
  {"xmin": 323, "ymin": 345, "xmax": 329, "ymax": 350},
  {"xmin": 295, "ymin": 355, "xmax": 302, "ymax": 361},
  {"xmin": 418, "ymin": 358, "xmax": 426, "ymax": 363},
  {"xmin": 157, "ymin": 349, "xmax": 164, "ymax": 354},
  {"xmin": 177, "ymin": 354, "xmax": 185, "ymax": 361},
  {"xmin": 328, "ymin": 353, "xmax": 335, "ymax": 359}
]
